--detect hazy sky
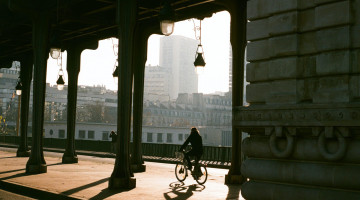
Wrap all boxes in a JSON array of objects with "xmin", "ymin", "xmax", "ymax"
[{"xmin": 46, "ymin": 11, "xmax": 230, "ymax": 94}]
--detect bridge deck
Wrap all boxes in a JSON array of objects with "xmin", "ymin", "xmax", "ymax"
[{"xmin": 0, "ymin": 147, "xmax": 243, "ymax": 200}]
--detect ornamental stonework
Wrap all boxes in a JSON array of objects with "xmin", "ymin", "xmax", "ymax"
[{"xmin": 234, "ymin": 104, "xmax": 360, "ymax": 126}]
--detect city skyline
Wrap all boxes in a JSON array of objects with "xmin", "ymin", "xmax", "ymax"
[{"xmin": 45, "ymin": 11, "xmax": 230, "ymax": 94}]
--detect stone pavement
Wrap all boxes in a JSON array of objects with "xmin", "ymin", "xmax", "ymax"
[
  {"xmin": 0, "ymin": 147, "xmax": 244, "ymax": 200},
  {"xmin": 0, "ymin": 143, "xmax": 231, "ymax": 169}
]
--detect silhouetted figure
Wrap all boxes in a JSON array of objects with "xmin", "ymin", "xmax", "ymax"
[
  {"xmin": 179, "ymin": 127, "xmax": 203, "ymax": 173},
  {"xmin": 109, "ymin": 131, "xmax": 117, "ymax": 154}
]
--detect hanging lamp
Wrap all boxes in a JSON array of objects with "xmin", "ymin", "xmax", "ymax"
[
  {"xmin": 50, "ymin": 31, "xmax": 62, "ymax": 59},
  {"xmin": 15, "ymin": 80, "xmax": 22, "ymax": 95},
  {"xmin": 56, "ymin": 53, "xmax": 65, "ymax": 90},
  {"xmin": 56, "ymin": 70, "xmax": 65, "ymax": 91},
  {"xmin": 194, "ymin": 20, "xmax": 206, "ymax": 74},
  {"xmin": 159, "ymin": 1, "xmax": 175, "ymax": 36}
]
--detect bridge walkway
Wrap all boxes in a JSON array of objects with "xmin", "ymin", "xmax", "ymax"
[{"xmin": 0, "ymin": 147, "xmax": 243, "ymax": 200}]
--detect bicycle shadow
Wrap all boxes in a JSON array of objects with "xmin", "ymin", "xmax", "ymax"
[{"xmin": 163, "ymin": 182, "xmax": 205, "ymax": 200}]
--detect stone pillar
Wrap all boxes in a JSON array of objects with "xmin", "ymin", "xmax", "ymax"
[
  {"xmin": 17, "ymin": 56, "xmax": 33, "ymax": 157},
  {"xmin": 224, "ymin": 0, "xmax": 247, "ymax": 184},
  {"xmin": 26, "ymin": 13, "xmax": 49, "ymax": 174},
  {"xmin": 240, "ymin": 0, "xmax": 360, "ymax": 199},
  {"xmin": 109, "ymin": 0, "xmax": 137, "ymax": 189},
  {"xmin": 62, "ymin": 47, "xmax": 81, "ymax": 164}
]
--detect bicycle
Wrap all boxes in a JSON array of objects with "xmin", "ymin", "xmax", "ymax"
[{"xmin": 174, "ymin": 151, "xmax": 208, "ymax": 185}]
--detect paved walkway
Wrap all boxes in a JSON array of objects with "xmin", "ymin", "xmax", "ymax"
[
  {"xmin": 0, "ymin": 147, "xmax": 243, "ymax": 200},
  {"xmin": 0, "ymin": 143, "xmax": 231, "ymax": 169}
]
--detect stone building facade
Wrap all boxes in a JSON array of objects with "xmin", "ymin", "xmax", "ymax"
[
  {"xmin": 41, "ymin": 121, "xmax": 230, "ymax": 147},
  {"xmin": 0, "ymin": 65, "xmax": 20, "ymax": 129},
  {"xmin": 239, "ymin": 0, "xmax": 360, "ymax": 199}
]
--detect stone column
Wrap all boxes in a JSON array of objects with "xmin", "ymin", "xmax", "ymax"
[
  {"xmin": 62, "ymin": 47, "xmax": 81, "ymax": 164},
  {"xmin": 224, "ymin": 0, "xmax": 247, "ymax": 184},
  {"xmin": 26, "ymin": 13, "xmax": 49, "ymax": 174},
  {"xmin": 109, "ymin": 0, "xmax": 137, "ymax": 189},
  {"xmin": 16, "ymin": 56, "xmax": 33, "ymax": 157},
  {"xmin": 240, "ymin": 0, "xmax": 360, "ymax": 199}
]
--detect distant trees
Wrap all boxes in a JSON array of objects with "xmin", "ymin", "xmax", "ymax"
[{"xmin": 76, "ymin": 101, "xmax": 116, "ymax": 123}]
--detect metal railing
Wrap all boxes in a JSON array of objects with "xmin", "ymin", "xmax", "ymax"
[{"xmin": 0, "ymin": 135, "xmax": 232, "ymax": 163}]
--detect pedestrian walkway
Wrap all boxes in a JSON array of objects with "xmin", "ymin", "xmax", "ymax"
[
  {"xmin": 0, "ymin": 147, "xmax": 243, "ymax": 199},
  {"xmin": 0, "ymin": 143, "xmax": 231, "ymax": 169}
]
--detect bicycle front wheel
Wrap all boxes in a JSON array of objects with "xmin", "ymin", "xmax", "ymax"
[
  {"xmin": 195, "ymin": 165, "xmax": 208, "ymax": 185},
  {"xmin": 175, "ymin": 163, "xmax": 187, "ymax": 182}
]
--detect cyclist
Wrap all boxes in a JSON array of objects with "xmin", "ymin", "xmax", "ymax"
[{"xmin": 179, "ymin": 127, "xmax": 203, "ymax": 175}]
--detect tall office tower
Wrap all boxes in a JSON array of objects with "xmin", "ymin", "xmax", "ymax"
[{"xmin": 159, "ymin": 35, "xmax": 198, "ymax": 100}]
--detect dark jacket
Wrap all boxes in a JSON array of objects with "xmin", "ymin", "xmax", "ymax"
[
  {"xmin": 180, "ymin": 131, "xmax": 203, "ymax": 155},
  {"xmin": 110, "ymin": 132, "xmax": 117, "ymax": 143}
]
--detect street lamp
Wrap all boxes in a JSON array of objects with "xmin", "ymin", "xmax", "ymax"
[
  {"xmin": 49, "ymin": 32, "xmax": 62, "ymax": 59},
  {"xmin": 193, "ymin": 20, "xmax": 206, "ymax": 74},
  {"xmin": 56, "ymin": 69, "xmax": 65, "ymax": 91},
  {"xmin": 50, "ymin": 48, "xmax": 61, "ymax": 59},
  {"xmin": 194, "ymin": 45, "xmax": 206, "ymax": 74},
  {"xmin": 14, "ymin": 62, "xmax": 22, "ymax": 95},
  {"xmin": 159, "ymin": 1, "xmax": 175, "ymax": 36},
  {"xmin": 15, "ymin": 80, "xmax": 22, "ymax": 95},
  {"xmin": 112, "ymin": 65, "xmax": 119, "ymax": 83},
  {"xmin": 112, "ymin": 58, "xmax": 119, "ymax": 83}
]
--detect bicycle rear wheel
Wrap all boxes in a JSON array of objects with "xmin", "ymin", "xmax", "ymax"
[
  {"xmin": 194, "ymin": 165, "xmax": 208, "ymax": 185},
  {"xmin": 175, "ymin": 163, "xmax": 187, "ymax": 182}
]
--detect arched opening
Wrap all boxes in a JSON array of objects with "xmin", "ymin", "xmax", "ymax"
[{"xmin": 143, "ymin": 11, "xmax": 233, "ymax": 159}]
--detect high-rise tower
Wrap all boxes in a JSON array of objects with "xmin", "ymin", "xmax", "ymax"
[{"xmin": 159, "ymin": 35, "xmax": 198, "ymax": 100}]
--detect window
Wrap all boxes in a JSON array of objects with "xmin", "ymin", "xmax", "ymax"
[
  {"xmin": 166, "ymin": 133, "xmax": 172, "ymax": 143},
  {"xmin": 157, "ymin": 133, "xmax": 163, "ymax": 143},
  {"xmin": 178, "ymin": 134, "xmax": 183, "ymax": 141},
  {"xmin": 102, "ymin": 131, "xmax": 109, "ymax": 140},
  {"xmin": 147, "ymin": 132, "xmax": 153, "ymax": 142},
  {"xmin": 221, "ymin": 131, "xmax": 231, "ymax": 147},
  {"xmin": 88, "ymin": 130, "xmax": 95, "ymax": 139},
  {"xmin": 49, "ymin": 129, "xmax": 54, "ymax": 137},
  {"xmin": 58, "ymin": 129, "xmax": 65, "ymax": 138},
  {"xmin": 79, "ymin": 130, "xmax": 85, "ymax": 139}
]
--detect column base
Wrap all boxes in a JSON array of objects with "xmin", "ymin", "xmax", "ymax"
[
  {"xmin": 26, "ymin": 164, "xmax": 47, "ymax": 174},
  {"xmin": 225, "ymin": 174, "xmax": 245, "ymax": 184},
  {"xmin": 62, "ymin": 155, "xmax": 78, "ymax": 164},
  {"xmin": 16, "ymin": 150, "xmax": 30, "ymax": 157},
  {"xmin": 108, "ymin": 177, "xmax": 136, "ymax": 189},
  {"xmin": 131, "ymin": 164, "xmax": 146, "ymax": 173}
]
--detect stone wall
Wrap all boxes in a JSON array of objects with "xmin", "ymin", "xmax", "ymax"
[{"xmin": 239, "ymin": 0, "xmax": 360, "ymax": 199}]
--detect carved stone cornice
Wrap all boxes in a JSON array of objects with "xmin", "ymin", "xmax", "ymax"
[{"xmin": 234, "ymin": 103, "xmax": 360, "ymax": 127}]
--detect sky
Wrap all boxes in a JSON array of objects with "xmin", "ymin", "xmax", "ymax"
[{"xmin": 46, "ymin": 11, "xmax": 231, "ymax": 94}]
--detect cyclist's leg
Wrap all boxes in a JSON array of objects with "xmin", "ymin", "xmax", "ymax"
[
  {"xmin": 194, "ymin": 155, "xmax": 201, "ymax": 172},
  {"xmin": 185, "ymin": 151, "xmax": 195, "ymax": 170}
]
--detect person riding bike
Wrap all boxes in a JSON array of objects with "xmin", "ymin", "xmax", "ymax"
[{"xmin": 179, "ymin": 127, "xmax": 203, "ymax": 175}]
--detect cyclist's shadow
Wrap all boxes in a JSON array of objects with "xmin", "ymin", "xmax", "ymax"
[{"xmin": 163, "ymin": 182, "xmax": 205, "ymax": 200}]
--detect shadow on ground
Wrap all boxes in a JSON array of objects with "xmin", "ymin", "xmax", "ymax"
[
  {"xmin": 163, "ymin": 181, "xmax": 205, "ymax": 200},
  {"xmin": 0, "ymin": 156, "xmax": 18, "ymax": 160},
  {"xmin": 62, "ymin": 177, "xmax": 109, "ymax": 196}
]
